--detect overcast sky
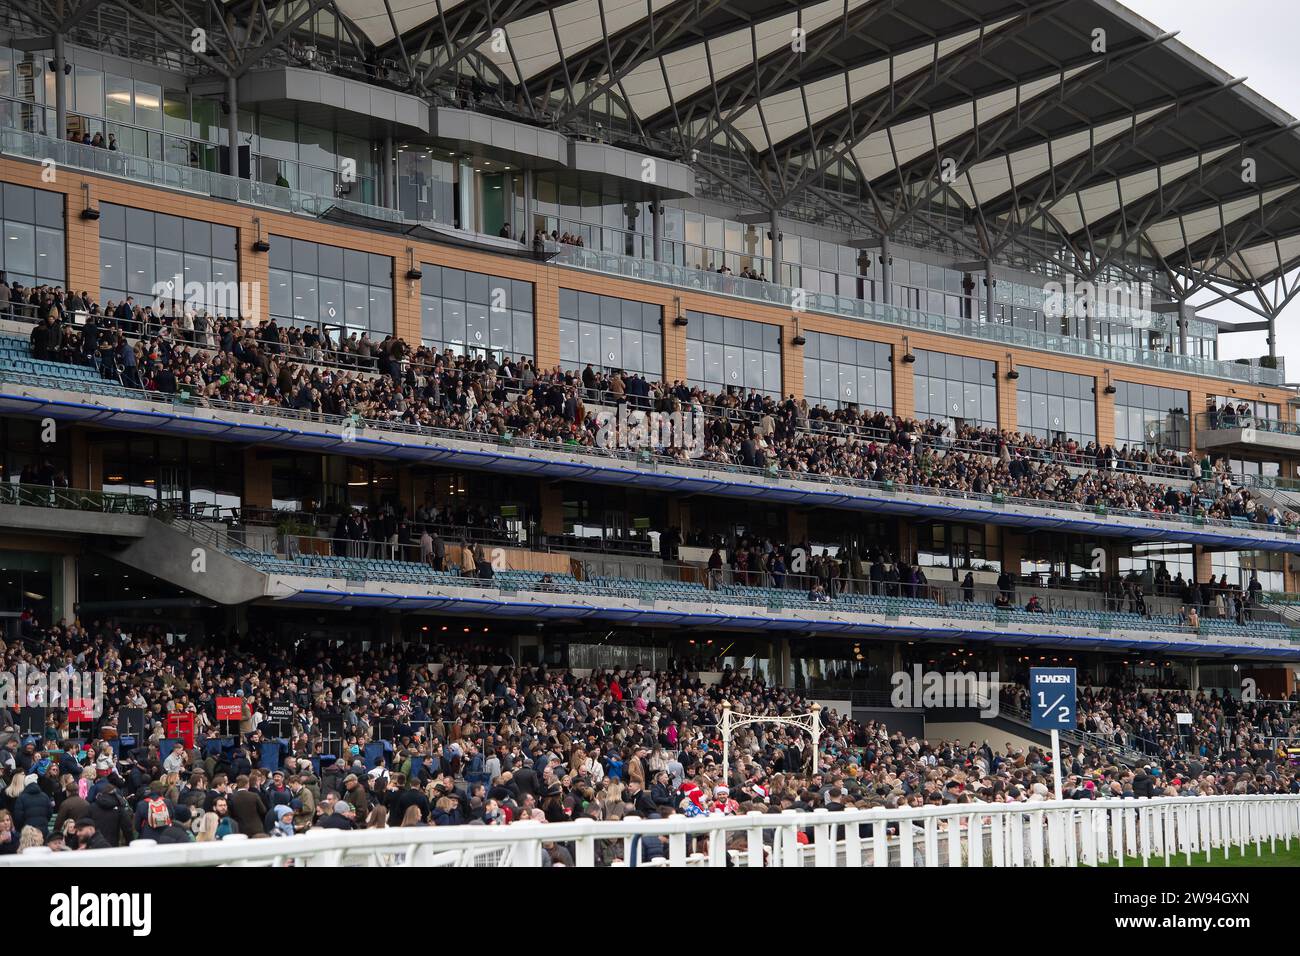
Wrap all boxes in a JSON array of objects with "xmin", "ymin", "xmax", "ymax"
[{"xmin": 1121, "ymin": 0, "xmax": 1300, "ymax": 370}]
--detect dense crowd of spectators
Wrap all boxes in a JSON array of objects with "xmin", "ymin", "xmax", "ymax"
[
  {"xmin": 7, "ymin": 281, "xmax": 1292, "ymax": 530},
  {"xmin": 0, "ymin": 617, "xmax": 1296, "ymax": 858}
]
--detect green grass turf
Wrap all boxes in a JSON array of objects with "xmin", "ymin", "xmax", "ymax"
[{"xmin": 1088, "ymin": 841, "xmax": 1300, "ymax": 867}]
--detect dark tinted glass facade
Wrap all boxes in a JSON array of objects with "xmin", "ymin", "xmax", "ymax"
[
  {"xmin": 268, "ymin": 236, "xmax": 392, "ymax": 339},
  {"xmin": 686, "ymin": 311, "xmax": 781, "ymax": 397},
  {"xmin": 559, "ymin": 289, "xmax": 662, "ymax": 379},
  {"xmin": 422, "ymin": 266, "xmax": 534, "ymax": 359}
]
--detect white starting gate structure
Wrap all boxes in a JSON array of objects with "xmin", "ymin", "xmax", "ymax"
[{"xmin": 719, "ymin": 700, "xmax": 822, "ymax": 780}]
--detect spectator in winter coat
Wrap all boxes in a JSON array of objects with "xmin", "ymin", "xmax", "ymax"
[
  {"xmin": 87, "ymin": 785, "xmax": 132, "ymax": 847},
  {"xmin": 12, "ymin": 776, "xmax": 54, "ymax": 834}
]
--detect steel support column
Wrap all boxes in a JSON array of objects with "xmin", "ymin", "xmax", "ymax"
[
  {"xmin": 53, "ymin": 32, "xmax": 67, "ymax": 142},
  {"xmin": 382, "ymin": 135, "xmax": 394, "ymax": 209},
  {"xmin": 226, "ymin": 75, "xmax": 241, "ymax": 179},
  {"xmin": 652, "ymin": 201, "xmax": 663, "ymax": 262},
  {"xmin": 880, "ymin": 235, "xmax": 892, "ymax": 306},
  {"xmin": 522, "ymin": 168, "xmax": 534, "ymax": 239},
  {"xmin": 985, "ymin": 258, "xmax": 995, "ymax": 324},
  {"xmin": 769, "ymin": 209, "xmax": 781, "ymax": 283}
]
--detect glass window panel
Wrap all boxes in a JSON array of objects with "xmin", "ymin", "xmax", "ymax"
[
  {"xmin": 269, "ymin": 268, "xmax": 292, "ymax": 319},
  {"xmin": 642, "ymin": 335, "xmax": 660, "ymax": 374},
  {"xmin": 600, "ymin": 324, "xmax": 621, "ymax": 368},
  {"xmin": 105, "ymin": 74, "xmax": 132, "ymax": 122},
  {"xmin": 559, "ymin": 316, "xmax": 579, "ymax": 363},
  {"xmin": 34, "ymin": 226, "xmax": 63, "ymax": 282},
  {"xmin": 182, "ymin": 254, "xmax": 210, "ymax": 292},
  {"xmin": 455, "ymin": 302, "xmax": 483, "ymax": 349},
  {"xmin": 489, "ymin": 304, "xmax": 511, "ymax": 349},
  {"xmin": 134, "ymin": 81, "xmax": 162, "ymax": 128},
  {"xmin": 622, "ymin": 328, "xmax": 643, "ymax": 373},
  {"xmin": 578, "ymin": 321, "xmax": 599, "ymax": 364},
  {"xmin": 343, "ymin": 249, "xmax": 368, "ymax": 283},
  {"xmin": 154, "ymin": 248, "xmax": 183, "ymax": 293},
  {"xmin": 318, "ymin": 277, "xmax": 343, "ymax": 325},
  {"xmin": 441, "ymin": 300, "xmax": 465, "ymax": 345},
  {"xmin": 292, "ymin": 238, "xmax": 319, "ymax": 273},
  {"xmin": 344, "ymin": 281, "xmax": 370, "ymax": 329},
  {"xmin": 512, "ymin": 311, "xmax": 533, "ymax": 357},
  {"xmin": 317, "ymin": 244, "xmax": 343, "ymax": 278},
  {"xmin": 686, "ymin": 339, "xmax": 702, "ymax": 382},
  {"xmin": 422, "ymin": 296, "xmax": 442, "ymax": 342},
  {"xmin": 723, "ymin": 317, "xmax": 742, "ymax": 346},
  {"xmin": 465, "ymin": 271, "xmax": 490, "ymax": 304},
  {"xmin": 292, "ymin": 273, "xmax": 318, "ymax": 323},
  {"xmin": 368, "ymin": 287, "xmax": 393, "ymax": 334}
]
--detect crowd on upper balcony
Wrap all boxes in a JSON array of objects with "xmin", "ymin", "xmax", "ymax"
[
  {"xmin": 5, "ymin": 279, "xmax": 1295, "ymax": 528},
  {"xmin": 1002, "ymin": 682, "xmax": 1299, "ymax": 765},
  {"xmin": 0, "ymin": 616, "xmax": 1295, "ymax": 856},
  {"xmin": 64, "ymin": 129, "xmax": 119, "ymax": 151}
]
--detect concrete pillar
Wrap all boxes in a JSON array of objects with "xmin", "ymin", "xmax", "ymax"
[
  {"xmin": 503, "ymin": 171, "xmax": 516, "ymax": 237},
  {"xmin": 381, "ymin": 135, "xmax": 394, "ymax": 209},
  {"xmin": 242, "ymin": 448, "xmax": 272, "ymax": 510},
  {"xmin": 225, "ymin": 75, "xmax": 241, "ymax": 178},
  {"xmin": 779, "ymin": 317, "xmax": 803, "ymax": 400},
  {"xmin": 891, "ymin": 340, "xmax": 914, "ymax": 418},
  {"xmin": 1193, "ymin": 545, "xmax": 1213, "ymax": 585},
  {"xmin": 534, "ymin": 279, "xmax": 560, "ymax": 369},
  {"xmin": 997, "ymin": 354, "xmax": 1017, "ymax": 431},
  {"xmin": 787, "ymin": 510, "xmax": 808, "ymax": 547},
  {"xmin": 776, "ymin": 637, "xmax": 793, "ymax": 687},
  {"xmin": 880, "ymin": 235, "xmax": 892, "ymax": 305},
  {"xmin": 225, "ymin": 604, "xmax": 248, "ymax": 636},
  {"xmin": 1095, "ymin": 374, "xmax": 1115, "ymax": 447},
  {"xmin": 539, "ymin": 484, "xmax": 564, "ymax": 536},
  {"xmin": 522, "ymin": 169, "xmax": 534, "ymax": 239},
  {"xmin": 769, "ymin": 210, "xmax": 781, "ymax": 284},
  {"xmin": 52, "ymin": 553, "xmax": 77, "ymax": 626},
  {"xmin": 652, "ymin": 202, "xmax": 663, "ymax": 262},
  {"xmin": 1000, "ymin": 529, "xmax": 1023, "ymax": 578},
  {"xmin": 985, "ymin": 259, "xmax": 995, "ymax": 325},
  {"xmin": 69, "ymin": 426, "xmax": 89, "ymax": 489},
  {"xmin": 897, "ymin": 523, "xmax": 914, "ymax": 563},
  {"xmin": 53, "ymin": 33, "xmax": 67, "ymax": 142}
]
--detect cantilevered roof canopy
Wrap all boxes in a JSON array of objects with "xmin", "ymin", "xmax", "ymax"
[
  {"xmin": 24, "ymin": 0, "xmax": 1300, "ymax": 292},
  {"xmin": 315, "ymin": 0, "xmax": 1300, "ymax": 285}
]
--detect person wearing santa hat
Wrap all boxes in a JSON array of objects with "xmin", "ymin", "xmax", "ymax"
[
  {"xmin": 710, "ymin": 784, "xmax": 738, "ymax": 815},
  {"xmin": 679, "ymin": 779, "xmax": 704, "ymax": 811}
]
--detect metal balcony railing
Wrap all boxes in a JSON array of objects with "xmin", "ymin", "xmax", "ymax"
[
  {"xmin": 552, "ymin": 245, "xmax": 1287, "ymax": 387},
  {"xmin": 0, "ymin": 128, "xmax": 402, "ymax": 225},
  {"xmin": 1197, "ymin": 410, "xmax": 1300, "ymax": 436}
]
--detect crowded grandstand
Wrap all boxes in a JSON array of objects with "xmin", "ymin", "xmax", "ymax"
[{"xmin": 0, "ymin": 0, "xmax": 1298, "ymax": 871}]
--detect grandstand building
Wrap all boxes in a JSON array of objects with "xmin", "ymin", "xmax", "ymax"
[{"xmin": 1, "ymin": 0, "xmax": 1300, "ymax": 704}]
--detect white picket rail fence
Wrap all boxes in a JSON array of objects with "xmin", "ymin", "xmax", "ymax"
[{"xmin": 3, "ymin": 795, "xmax": 1297, "ymax": 868}]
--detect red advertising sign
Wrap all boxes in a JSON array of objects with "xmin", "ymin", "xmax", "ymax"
[
  {"xmin": 66, "ymin": 699, "xmax": 96, "ymax": 724},
  {"xmin": 166, "ymin": 712, "xmax": 195, "ymax": 750},
  {"xmin": 215, "ymin": 697, "xmax": 243, "ymax": 721}
]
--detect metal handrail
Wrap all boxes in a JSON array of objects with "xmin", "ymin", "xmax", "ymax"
[
  {"xmin": 0, "ymin": 365, "xmax": 1294, "ymax": 542},
  {"xmin": 1196, "ymin": 410, "xmax": 1300, "ymax": 436},
  {"xmin": 0, "ymin": 481, "xmax": 158, "ymax": 515},
  {"xmin": 10, "ymin": 313, "xmax": 1206, "ymax": 483},
  {"xmin": 0, "ymin": 127, "xmax": 401, "ymax": 224},
  {"xmin": 552, "ymin": 245, "xmax": 1288, "ymax": 387}
]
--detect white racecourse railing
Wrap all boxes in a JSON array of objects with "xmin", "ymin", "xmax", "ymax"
[{"xmin": 3, "ymin": 796, "xmax": 1297, "ymax": 868}]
